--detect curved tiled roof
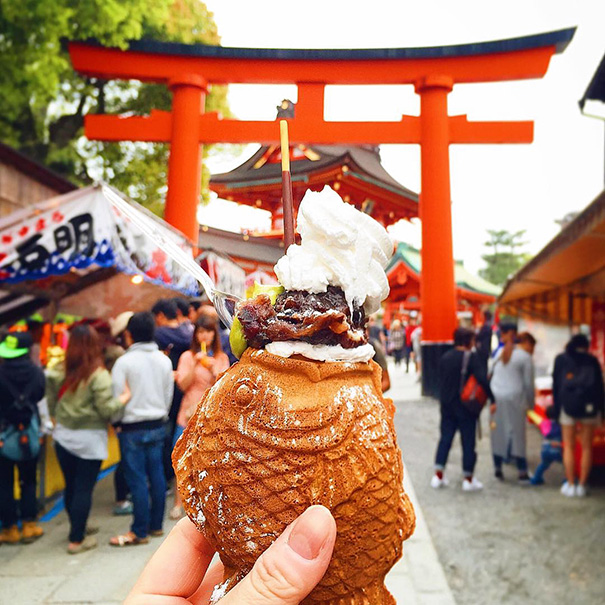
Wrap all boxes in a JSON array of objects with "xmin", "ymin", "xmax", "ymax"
[
  {"xmin": 211, "ymin": 144, "xmax": 418, "ymax": 202},
  {"xmin": 387, "ymin": 242, "xmax": 500, "ymax": 297},
  {"xmin": 108, "ymin": 28, "xmax": 575, "ymax": 60}
]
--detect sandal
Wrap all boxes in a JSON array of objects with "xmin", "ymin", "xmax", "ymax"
[
  {"xmin": 67, "ymin": 535, "xmax": 98, "ymax": 555},
  {"xmin": 149, "ymin": 529, "xmax": 164, "ymax": 537},
  {"xmin": 109, "ymin": 531, "xmax": 149, "ymax": 547}
]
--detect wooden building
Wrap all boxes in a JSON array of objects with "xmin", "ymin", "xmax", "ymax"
[
  {"xmin": 210, "ymin": 101, "xmax": 418, "ymax": 233},
  {"xmin": 386, "ymin": 242, "xmax": 500, "ymax": 326},
  {"xmin": 0, "ymin": 142, "xmax": 76, "ymax": 217}
]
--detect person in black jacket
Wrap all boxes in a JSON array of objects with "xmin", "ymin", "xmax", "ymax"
[
  {"xmin": 551, "ymin": 334, "xmax": 605, "ymax": 497},
  {"xmin": 0, "ymin": 332, "xmax": 46, "ymax": 544},
  {"xmin": 431, "ymin": 327, "xmax": 494, "ymax": 492},
  {"xmin": 475, "ymin": 310, "xmax": 493, "ymax": 374}
]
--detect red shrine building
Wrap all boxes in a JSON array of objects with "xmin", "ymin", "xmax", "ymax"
[
  {"xmin": 385, "ymin": 242, "xmax": 499, "ymax": 326},
  {"xmin": 67, "ymin": 28, "xmax": 575, "ymax": 395},
  {"xmin": 210, "ymin": 101, "xmax": 418, "ymax": 232}
]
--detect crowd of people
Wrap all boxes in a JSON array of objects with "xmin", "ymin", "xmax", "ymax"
[
  {"xmin": 370, "ymin": 309, "xmax": 604, "ymax": 497},
  {"xmin": 0, "ymin": 297, "xmax": 234, "ymax": 553},
  {"xmin": 429, "ymin": 316, "xmax": 604, "ymax": 496},
  {"xmin": 369, "ymin": 315, "xmax": 422, "ymax": 380},
  {"xmin": 0, "ymin": 302, "xmax": 602, "ymax": 558}
]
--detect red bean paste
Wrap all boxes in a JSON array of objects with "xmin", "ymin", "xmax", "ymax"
[{"xmin": 236, "ymin": 286, "xmax": 367, "ymax": 349}]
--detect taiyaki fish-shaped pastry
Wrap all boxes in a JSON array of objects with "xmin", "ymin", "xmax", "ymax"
[{"xmin": 173, "ymin": 348, "xmax": 416, "ymax": 604}]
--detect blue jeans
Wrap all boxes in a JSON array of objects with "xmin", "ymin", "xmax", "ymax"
[
  {"xmin": 435, "ymin": 405, "xmax": 477, "ymax": 476},
  {"xmin": 531, "ymin": 443, "xmax": 563, "ymax": 485},
  {"xmin": 172, "ymin": 424, "xmax": 185, "ymax": 449},
  {"xmin": 119, "ymin": 426, "xmax": 166, "ymax": 538}
]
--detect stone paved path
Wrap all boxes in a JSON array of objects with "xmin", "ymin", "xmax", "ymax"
[
  {"xmin": 390, "ymin": 363, "xmax": 605, "ymax": 605},
  {"xmin": 0, "ymin": 369, "xmax": 455, "ymax": 604}
]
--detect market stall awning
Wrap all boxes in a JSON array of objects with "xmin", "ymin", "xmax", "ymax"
[
  {"xmin": 499, "ymin": 189, "xmax": 605, "ymax": 324},
  {"xmin": 0, "ymin": 184, "xmax": 199, "ymax": 324}
]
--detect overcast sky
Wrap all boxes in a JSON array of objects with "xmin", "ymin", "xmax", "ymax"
[{"xmin": 200, "ymin": 0, "xmax": 605, "ymax": 274}]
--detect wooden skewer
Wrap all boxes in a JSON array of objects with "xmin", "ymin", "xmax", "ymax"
[{"xmin": 280, "ymin": 120, "xmax": 295, "ymax": 249}]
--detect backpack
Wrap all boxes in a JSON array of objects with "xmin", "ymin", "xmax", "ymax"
[
  {"xmin": 560, "ymin": 358, "xmax": 598, "ymax": 419},
  {"xmin": 0, "ymin": 379, "xmax": 41, "ymax": 461},
  {"xmin": 460, "ymin": 351, "xmax": 488, "ymax": 416}
]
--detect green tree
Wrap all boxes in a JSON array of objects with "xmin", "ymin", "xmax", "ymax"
[
  {"xmin": 0, "ymin": 0, "xmax": 230, "ymax": 214},
  {"xmin": 479, "ymin": 229, "xmax": 531, "ymax": 286}
]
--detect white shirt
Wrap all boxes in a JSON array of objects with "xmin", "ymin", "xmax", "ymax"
[
  {"xmin": 53, "ymin": 423, "xmax": 108, "ymax": 460},
  {"xmin": 111, "ymin": 342, "xmax": 174, "ymax": 425}
]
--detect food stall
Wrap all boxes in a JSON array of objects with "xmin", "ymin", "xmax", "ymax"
[
  {"xmin": 499, "ymin": 188, "xmax": 605, "ymax": 468},
  {"xmin": 0, "ymin": 183, "xmax": 200, "ymax": 502}
]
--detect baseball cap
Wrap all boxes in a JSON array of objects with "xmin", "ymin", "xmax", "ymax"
[
  {"xmin": 109, "ymin": 312, "xmax": 134, "ymax": 338},
  {"xmin": 0, "ymin": 332, "xmax": 33, "ymax": 359}
]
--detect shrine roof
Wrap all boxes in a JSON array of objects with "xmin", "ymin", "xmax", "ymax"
[
  {"xmin": 387, "ymin": 242, "xmax": 501, "ymax": 297},
  {"xmin": 211, "ymin": 145, "xmax": 418, "ymax": 202},
  {"xmin": 198, "ymin": 225, "xmax": 283, "ymax": 265},
  {"xmin": 580, "ymin": 52, "xmax": 605, "ymax": 109},
  {"xmin": 499, "ymin": 188, "xmax": 605, "ymax": 315},
  {"xmin": 101, "ymin": 28, "xmax": 574, "ymax": 60},
  {"xmin": 0, "ymin": 141, "xmax": 77, "ymax": 194}
]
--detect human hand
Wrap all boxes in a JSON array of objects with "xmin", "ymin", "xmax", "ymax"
[
  {"xmin": 490, "ymin": 403, "xmax": 497, "ymax": 415},
  {"xmin": 119, "ymin": 381, "xmax": 131, "ymax": 406},
  {"xmin": 126, "ymin": 505, "xmax": 337, "ymax": 605}
]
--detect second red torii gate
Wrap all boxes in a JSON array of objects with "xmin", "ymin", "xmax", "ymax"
[{"xmin": 68, "ymin": 28, "xmax": 575, "ymax": 395}]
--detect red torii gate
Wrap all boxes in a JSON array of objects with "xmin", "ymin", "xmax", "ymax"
[{"xmin": 68, "ymin": 28, "xmax": 575, "ymax": 395}]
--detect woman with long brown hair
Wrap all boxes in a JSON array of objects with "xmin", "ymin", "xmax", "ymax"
[
  {"xmin": 489, "ymin": 324, "xmax": 535, "ymax": 483},
  {"xmin": 46, "ymin": 324, "xmax": 130, "ymax": 554},
  {"xmin": 170, "ymin": 315, "xmax": 229, "ymax": 519}
]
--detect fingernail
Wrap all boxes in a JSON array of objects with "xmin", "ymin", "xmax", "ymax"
[{"xmin": 287, "ymin": 506, "xmax": 334, "ymax": 560}]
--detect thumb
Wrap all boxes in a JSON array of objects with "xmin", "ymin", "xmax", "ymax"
[{"xmin": 220, "ymin": 505, "xmax": 336, "ymax": 605}]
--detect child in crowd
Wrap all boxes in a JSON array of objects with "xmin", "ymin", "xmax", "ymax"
[{"xmin": 530, "ymin": 419, "xmax": 563, "ymax": 485}]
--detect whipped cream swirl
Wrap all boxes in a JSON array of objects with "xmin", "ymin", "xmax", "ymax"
[
  {"xmin": 274, "ymin": 187, "xmax": 392, "ymax": 314},
  {"xmin": 266, "ymin": 341, "xmax": 376, "ymax": 363}
]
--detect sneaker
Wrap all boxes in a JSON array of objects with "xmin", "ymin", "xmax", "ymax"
[
  {"xmin": 462, "ymin": 477, "xmax": 483, "ymax": 492},
  {"xmin": 21, "ymin": 521, "xmax": 44, "ymax": 544},
  {"xmin": 430, "ymin": 474, "xmax": 449, "ymax": 489},
  {"xmin": 113, "ymin": 501, "xmax": 133, "ymax": 516},
  {"xmin": 575, "ymin": 484, "xmax": 588, "ymax": 498},
  {"xmin": 494, "ymin": 468, "xmax": 504, "ymax": 481},
  {"xmin": 561, "ymin": 481, "xmax": 576, "ymax": 497},
  {"xmin": 518, "ymin": 473, "xmax": 532, "ymax": 486}
]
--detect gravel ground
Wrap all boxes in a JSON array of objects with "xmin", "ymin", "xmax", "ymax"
[{"xmin": 391, "ymin": 368, "xmax": 605, "ymax": 605}]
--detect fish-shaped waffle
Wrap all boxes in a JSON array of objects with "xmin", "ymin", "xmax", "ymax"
[{"xmin": 173, "ymin": 348, "xmax": 415, "ymax": 604}]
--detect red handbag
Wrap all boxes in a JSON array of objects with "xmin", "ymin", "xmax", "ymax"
[{"xmin": 460, "ymin": 352, "xmax": 488, "ymax": 415}]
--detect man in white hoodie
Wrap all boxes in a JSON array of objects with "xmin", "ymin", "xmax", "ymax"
[{"xmin": 109, "ymin": 312, "xmax": 174, "ymax": 546}]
